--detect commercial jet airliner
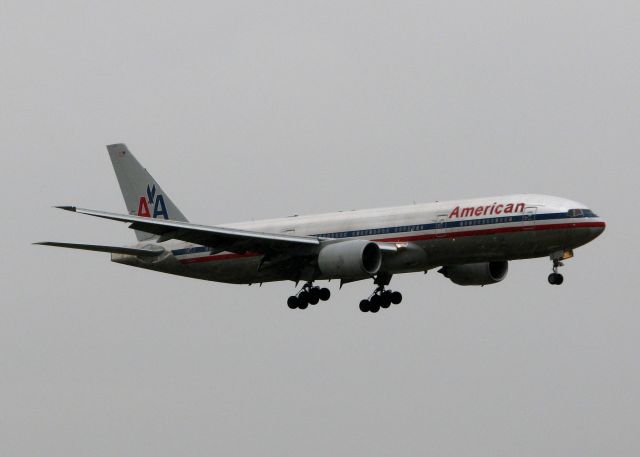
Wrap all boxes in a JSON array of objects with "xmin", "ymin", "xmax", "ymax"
[{"xmin": 36, "ymin": 144, "xmax": 606, "ymax": 313}]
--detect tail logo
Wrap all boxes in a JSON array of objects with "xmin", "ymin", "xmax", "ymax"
[{"xmin": 137, "ymin": 185, "xmax": 169, "ymax": 219}]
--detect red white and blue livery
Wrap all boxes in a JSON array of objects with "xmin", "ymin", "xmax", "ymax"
[{"xmin": 36, "ymin": 144, "xmax": 606, "ymax": 313}]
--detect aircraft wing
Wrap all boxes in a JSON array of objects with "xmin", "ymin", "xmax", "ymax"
[
  {"xmin": 55, "ymin": 206, "xmax": 321, "ymax": 255},
  {"xmin": 33, "ymin": 241, "xmax": 164, "ymax": 257}
]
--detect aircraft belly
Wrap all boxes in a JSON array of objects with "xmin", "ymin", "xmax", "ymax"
[
  {"xmin": 418, "ymin": 228, "xmax": 571, "ymax": 266},
  {"xmin": 182, "ymin": 256, "xmax": 287, "ymax": 284}
]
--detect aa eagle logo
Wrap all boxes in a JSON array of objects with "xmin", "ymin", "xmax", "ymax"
[{"xmin": 137, "ymin": 184, "xmax": 169, "ymax": 219}]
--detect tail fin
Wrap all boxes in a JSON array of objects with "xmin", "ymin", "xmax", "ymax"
[{"xmin": 107, "ymin": 143, "xmax": 188, "ymax": 241}]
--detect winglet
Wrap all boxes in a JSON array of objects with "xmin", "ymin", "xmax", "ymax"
[{"xmin": 55, "ymin": 205, "xmax": 77, "ymax": 212}]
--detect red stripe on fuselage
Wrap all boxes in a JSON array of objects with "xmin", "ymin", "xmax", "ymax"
[
  {"xmin": 375, "ymin": 221, "xmax": 605, "ymax": 243},
  {"xmin": 177, "ymin": 220, "xmax": 604, "ymax": 265}
]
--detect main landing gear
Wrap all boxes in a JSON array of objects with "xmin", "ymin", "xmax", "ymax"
[
  {"xmin": 360, "ymin": 274, "xmax": 402, "ymax": 313},
  {"xmin": 359, "ymin": 285, "xmax": 402, "ymax": 313},
  {"xmin": 287, "ymin": 282, "xmax": 331, "ymax": 310}
]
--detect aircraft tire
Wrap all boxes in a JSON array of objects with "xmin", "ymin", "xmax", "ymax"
[
  {"xmin": 298, "ymin": 291, "xmax": 310, "ymax": 309},
  {"xmin": 287, "ymin": 296, "xmax": 298, "ymax": 309},
  {"xmin": 309, "ymin": 287, "xmax": 321, "ymax": 300},
  {"xmin": 548, "ymin": 273, "xmax": 564, "ymax": 285},
  {"xmin": 319, "ymin": 288, "xmax": 331, "ymax": 301},
  {"xmin": 359, "ymin": 300, "xmax": 370, "ymax": 312},
  {"xmin": 391, "ymin": 291, "xmax": 402, "ymax": 304}
]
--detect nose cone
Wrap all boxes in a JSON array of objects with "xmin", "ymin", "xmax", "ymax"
[
  {"xmin": 582, "ymin": 216, "xmax": 606, "ymax": 245},
  {"xmin": 593, "ymin": 218, "xmax": 606, "ymax": 237},
  {"xmin": 561, "ymin": 198, "xmax": 606, "ymax": 243},
  {"xmin": 562, "ymin": 200, "xmax": 606, "ymax": 248}
]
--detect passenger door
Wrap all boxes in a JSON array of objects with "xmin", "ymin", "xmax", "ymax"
[
  {"xmin": 522, "ymin": 207, "xmax": 537, "ymax": 230},
  {"xmin": 436, "ymin": 215, "xmax": 448, "ymax": 238}
]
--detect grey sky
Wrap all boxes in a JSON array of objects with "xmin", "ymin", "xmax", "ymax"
[{"xmin": 2, "ymin": 1, "xmax": 639, "ymax": 456}]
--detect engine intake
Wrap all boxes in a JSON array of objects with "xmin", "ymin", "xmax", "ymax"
[
  {"xmin": 317, "ymin": 240, "xmax": 382, "ymax": 278},
  {"xmin": 439, "ymin": 261, "xmax": 508, "ymax": 286}
]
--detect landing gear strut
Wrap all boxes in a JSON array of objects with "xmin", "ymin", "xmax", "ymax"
[
  {"xmin": 287, "ymin": 282, "xmax": 331, "ymax": 310},
  {"xmin": 359, "ymin": 275, "xmax": 402, "ymax": 313}
]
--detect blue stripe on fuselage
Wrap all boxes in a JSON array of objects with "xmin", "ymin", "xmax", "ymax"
[{"xmin": 170, "ymin": 212, "xmax": 592, "ymax": 257}]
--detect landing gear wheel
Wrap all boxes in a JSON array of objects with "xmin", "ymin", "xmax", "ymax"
[
  {"xmin": 318, "ymin": 288, "xmax": 331, "ymax": 301},
  {"xmin": 308, "ymin": 294, "xmax": 320, "ymax": 305},
  {"xmin": 369, "ymin": 301, "xmax": 380, "ymax": 313},
  {"xmin": 380, "ymin": 291, "xmax": 392, "ymax": 308},
  {"xmin": 390, "ymin": 291, "xmax": 402, "ymax": 304},
  {"xmin": 287, "ymin": 296, "xmax": 299, "ymax": 309},
  {"xmin": 298, "ymin": 291, "xmax": 309, "ymax": 309},
  {"xmin": 548, "ymin": 273, "xmax": 564, "ymax": 285},
  {"xmin": 359, "ymin": 300, "xmax": 370, "ymax": 312}
]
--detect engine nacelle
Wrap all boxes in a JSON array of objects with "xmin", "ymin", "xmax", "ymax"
[
  {"xmin": 317, "ymin": 240, "xmax": 382, "ymax": 278},
  {"xmin": 439, "ymin": 261, "xmax": 508, "ymax": 286}
]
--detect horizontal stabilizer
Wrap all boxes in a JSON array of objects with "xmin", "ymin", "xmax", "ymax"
[{"xmin": 34, "ymin": 242, "xmax": 163, "ymax": 257}]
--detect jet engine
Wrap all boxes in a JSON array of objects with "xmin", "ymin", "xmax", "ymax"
[
  {"xmin": 438, "ymin": 261, "xmax": 508, "ymax": 286},
  {"xmin": 317, "ymin": 240, "xmax": 382, "ymax": 278}
]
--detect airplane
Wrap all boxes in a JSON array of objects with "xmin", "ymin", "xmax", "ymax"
[{"xmin": 36, "ymin": 144, "xmax": 606, "ymax": 313}]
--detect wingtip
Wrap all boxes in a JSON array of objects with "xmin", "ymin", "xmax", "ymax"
[{"xmin": 54, "ymin": 205, "xmax": 77, "ymax": 212}]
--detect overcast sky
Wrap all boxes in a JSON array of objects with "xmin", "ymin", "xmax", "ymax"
[{"xmin": 2, "ymin": 1, "xmax": 639, "ymax": 456}]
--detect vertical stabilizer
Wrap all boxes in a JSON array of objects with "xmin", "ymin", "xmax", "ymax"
[{"xmin": 107, "ymin": 143, "xmax": 188, "ymax": 241}]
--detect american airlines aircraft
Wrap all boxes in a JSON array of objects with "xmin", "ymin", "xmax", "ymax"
[{"xmin": 36, "ymin": 144, "xmax": 606, "ymax": 313}]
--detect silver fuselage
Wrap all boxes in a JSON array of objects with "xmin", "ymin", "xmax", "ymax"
[{"xmin": 112, "ymin": 194, "xmax": 605, "ymax": 284}]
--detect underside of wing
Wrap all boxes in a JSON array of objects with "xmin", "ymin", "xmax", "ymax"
[{"xmin": 54, "ymin": 206, "xmax": 321, "ymax": 255}]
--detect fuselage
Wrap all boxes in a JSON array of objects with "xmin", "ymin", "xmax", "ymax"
[{"xmin": 112, "ymin": 194, "xmax": 605, "ymax": 284}]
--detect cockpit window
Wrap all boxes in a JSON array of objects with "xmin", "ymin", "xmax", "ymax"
[{"xmin": 568, "ymin": 209, "xmax": 598, "ymax": 218}]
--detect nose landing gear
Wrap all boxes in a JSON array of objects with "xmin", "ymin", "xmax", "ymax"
[
  {"xmin": 548, "ymin": 262, "xmax": 564, "ymax": 285},
  {"xmin": 287, "ymin": 282, "xmax": 331, "ymax": 310},
  {"xmin": 548, "ymin": 250, "xmax": 574, "ymax": 285}
]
